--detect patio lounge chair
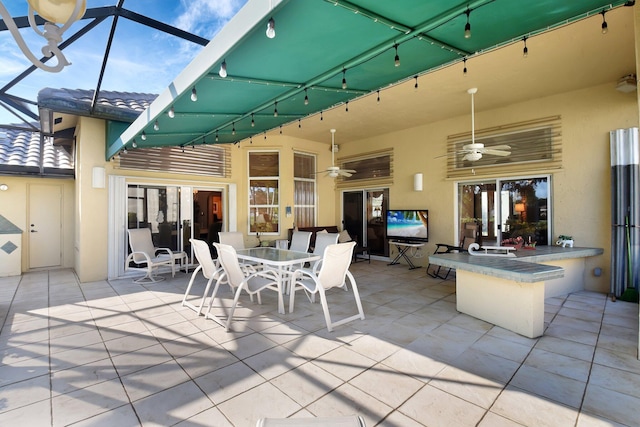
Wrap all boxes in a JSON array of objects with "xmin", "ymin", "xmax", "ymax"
[
  {"xmin": 289, "ymin": 241, "xmax": 364, "ymax": 332},
  {"xmin": 206, "ymin": 242, "xmax": 281, "ymax": 331},
  {"xmin": 125, "ymin": 228, "xmax": 186, "ymax": 283}
]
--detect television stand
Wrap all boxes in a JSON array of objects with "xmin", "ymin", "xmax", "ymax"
[{"xmin": 388, "ymin": 240, "xmax": 425, "ymax": 270}]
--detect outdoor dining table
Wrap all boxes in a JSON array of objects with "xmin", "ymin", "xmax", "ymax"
[{"xmin": 235, "ymin": 247, "xmax": 321, "ymax": 314}]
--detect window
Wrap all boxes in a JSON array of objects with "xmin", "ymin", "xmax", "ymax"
[
  {"xmin": 447, "ymin": 116, "xmax": 562, "ymax": 179},
  {"xmin": 457, "ymin": 175, "xmax": 550, "ymax": 246},
  {"xmin": 337, "ymin": 148, "xmax": 394, "ymax": 187},
  {"xmin": 249, "ymin": 151, "xmax": 279, "ymax": 234},
  {"xmin": 117, "ymin": 144, "xmax": 230, "ymax": 177},
  {"xmin": 294, "ymin": 152, "xmax": 316, "ymax": 228}
]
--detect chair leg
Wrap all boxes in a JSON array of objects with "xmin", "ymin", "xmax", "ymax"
[
  {"xmin": 181, "ymin": 265, "xmax": 202, "ymax": 308},
  {"xmin": 204, "ymin": 277, "xmax": 227, "ymax": 328},
  {"xmin": 224, "ymin": 283, "xmax": 246, "ymax": 331}
]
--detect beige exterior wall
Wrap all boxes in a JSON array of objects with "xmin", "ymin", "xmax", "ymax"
[
  {"xmin": 334, "ymin": 82, "xmax": 638, "ymax": 294},
  {"xmin": 4, "ymin": 81, "xmax": 637, "ymax": 293},
  {"xmin": 0, "ymin": 175, "xmax": 74, "ymax": 272}
]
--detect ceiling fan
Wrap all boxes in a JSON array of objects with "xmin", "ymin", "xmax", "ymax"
[
  {"xmin": 318, "ymin": 129, "xmax": 356, "ymax": 178},
  {"xmin": 457, "ymin": 88, "xmax": 511, "ymax": 162}
]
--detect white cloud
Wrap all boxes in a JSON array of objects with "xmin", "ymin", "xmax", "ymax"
[{"xmin": 174, "ymin": 0, "xmax": 245, "ymax": 39}]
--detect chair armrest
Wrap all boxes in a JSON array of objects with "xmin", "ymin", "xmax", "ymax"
[{"xmin": 154, "ymin": 247, "xmax": 173, "ymax": 257}]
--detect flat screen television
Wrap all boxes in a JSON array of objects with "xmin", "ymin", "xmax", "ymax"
[{"xmin": 386, "ymin": 209, "xmax": 429, "ymax": 242}]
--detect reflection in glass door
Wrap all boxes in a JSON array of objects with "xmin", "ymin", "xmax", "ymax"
[
  {"xmin": 499, "ymin": 177, "xmax": 549, "ymax": 245},
  {"xmin": 458, "ymin": 176, "xmax": 550, "ymax": 246},
  {"xmin": 127, "ymin": 185, "xmax": 181, "ymax": 251},
  {"xmin": 342, "ymin": 189, "xmax": 389, "ymax": 257}
]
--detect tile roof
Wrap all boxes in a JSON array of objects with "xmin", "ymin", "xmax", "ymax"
[
  {"xmin": 38, "ymin": 88, "xmax": 158, "ymax": 122},
  {"xmin": 0, "ymin": 127, "xmax": 73, "ymax": 171},
  {"xmin": 1, "ymin": 88, "xmax": 158, "ymax": 174}
]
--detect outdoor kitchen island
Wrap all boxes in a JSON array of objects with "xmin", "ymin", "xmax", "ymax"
[{"xmin": 428, "ymin": 246, "xmax": 604, "ymax": 338}]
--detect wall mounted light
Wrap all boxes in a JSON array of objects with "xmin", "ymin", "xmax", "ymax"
[
  {"xmin": 600, "ymin": 10, "xmax": 608, "ymax": 34},
  {"xmin": 522, "ymin": 36, "xmax": 528, "ymax": 58},
  {"xmin": 0, "ymin": 0, "xmax": 86, "ymax": 72},
  {"xmin": 413, "ymin": 173, "xmax": 423, "ymax": 191},
  {"xmin": 0, "ymin": 184, "xmax": 8, "ymax": 191},
  {"xmin": 92, "ymin": 167, "xmax": 105, "ymax": 189}
]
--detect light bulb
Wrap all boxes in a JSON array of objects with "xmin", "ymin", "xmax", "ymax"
[
  {"xmin": 274, "ymin": 102, "xmax": 278, "ymax": 117},
  {"xmin": 141, "ymin": 131, "xmax": 146, "ymax": 140},
  {"xmin": 191, "ymin": 87, "xmax": 197, "ymax": 102},
  {"xmin": 394, "ymin": 44, "xmax": 400, "ymax": 67},
  {"xmin": 219, "ymin": 60, "xmax": 227, "ymax": 78},
  {"xmin": 266, "ymin": 17, "xmax": 275, "ymax": 38},
  {"xmin": 153, "ymin": 120, "xmax": 159, "ymax": 131},
  {"xmin": 251, "ymin": 114, "xmax": 255, "ymax": 127},
  {"xmin": 168, "ymin": 106, "xmax": 175, "ymax": 118},
  {"xmin": 132, "ymin": 139, "xmax": 137, "ymax": 148},
  {"xmin": 464, "ymin": 10, "xmax": 471, "ymax": 39}
]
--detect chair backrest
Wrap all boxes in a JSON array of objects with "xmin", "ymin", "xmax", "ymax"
[
  {"xmin": 313, "ymin": 233, "xmax": 339, "ymax": 256},
  {"xmin": 290, "ymin": 231, "xmax": 312, "ymax": 252},
  {"xmin": 218, "ymin": 231, "xmax": 246, "ymax": 250},
  {"xmin": 317, "ymin": 241, "xmax": 356, "ymax": 290},
  {"xmin": 190, "ymin": 238, "xmax": 218, "ymax": 279},
  {"xmin": 213, "ymin": 243, "xmax": 246, "ymax": 287},
  {"xmin": 128, "ymin": 228, "xmax": 156, "ymax": 263}
]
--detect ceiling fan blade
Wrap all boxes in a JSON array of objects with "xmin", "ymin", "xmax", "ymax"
[
  {"xmin": 342, "ymin": 169, "xmax": 356, "ymax": 173},
  {"xmin": 482, "ymin": 149, "xmax": 511, "ymax": 156},
  {"xmin": 338, "ymin": 170, "xmax": 353, "ymax": 177},
  {"xmin": 488, "ymin": 144, "xmax": 511, "ymax": 150}
]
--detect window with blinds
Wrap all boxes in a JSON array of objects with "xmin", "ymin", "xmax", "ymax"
[
  {"xmin": 115, "ymin": 144, "xmax": 230, "ymax": 177},
  {"xmin": 337, "ymin": 148, "xmax": 393, "ymax": 187},
  {"xmin": 294, "ymin": 152, "xmax": 316, "ymax": 228},
  {"xmin": 446, "ymin": 116, "xmax": 562, "ymax": 179}
]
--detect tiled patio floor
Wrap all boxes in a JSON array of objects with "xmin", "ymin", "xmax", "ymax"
[{"xmin": 0, "ymin": 261, "xmax": 638, "ymax": 426}]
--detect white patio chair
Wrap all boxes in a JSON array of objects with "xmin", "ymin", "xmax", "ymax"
[
  {"xmin": 182, "ymin": 239, "xmax": 226, "ymax": 315},
  {"xmin": 289, "ymin": 241, "xmax": 365, "ymax": 332},
  {"xmin": 126, "ymin": 228, "xmax": 185, "ymax": 283},
  {"xmin": 307, "ymin": 232, "xmax": 339, "ymax": 272},
  {"xmin": 219, "ymin": 231, "xmax": 261, "ymax": 271},
  {"xmin": 289, "ymin": 230, "xmax": 312, "ymax": 253},
  {"xmin": 206, "ymin": 242, "xmax": 281, "ymax": 331}
]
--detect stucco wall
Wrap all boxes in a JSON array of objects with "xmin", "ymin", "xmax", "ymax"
[
  {"xmin": 0, "ymin": 175, "xmax": 75, "ymax": 272},
  {"xmin": 334, "ymin": 82, "xmax": 638, "ymax": 294}
]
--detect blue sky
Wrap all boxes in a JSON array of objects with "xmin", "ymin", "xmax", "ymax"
[{"xmin": 0, "ymin": 0, "xmax": 248, "ymax": 125}]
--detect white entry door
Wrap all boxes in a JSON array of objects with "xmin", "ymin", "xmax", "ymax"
[{"xmin": 29, "ymin": 184, "xmax": 62, "ymax": 268}]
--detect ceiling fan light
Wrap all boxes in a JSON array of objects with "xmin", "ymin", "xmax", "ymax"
[{"xmin": 464, "ymin": 152, "xmax": 482, "ymax": 161}]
